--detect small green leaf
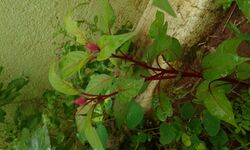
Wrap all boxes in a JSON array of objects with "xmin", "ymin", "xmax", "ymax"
[
  {"xmin": 59, "ymin": 51, "xmax": 90, "ymax": 79},
  {"xmin": 127, "ymin": 101, "xmax": 144, "ymax": 129},
  {"xmin": 48, "ymin": 62, "xmax": 79, "ymax": 95},
  {"xmin": 85, "ymin": 74, "xmax": 113, "ymax": 94},
  {"xmin": 216, "ymin": 37, "xmax": 242, "ymax": 55},
  {"xmin": 182, "ymin": 133, "xmax": 191, "ymax": 147},
  {"xmin": 96, "ymin": 124, "xmax": 108, "ymax": 148},
  {"xmin": 156, "ymin": 94, "xmax": 173, "ymax": 121},
  {"xmin": 149, "ymin": 11, "xmax": 167, "ymax": 38},
  {"xmin": 188, "ymin": 118, "xmax": 202, "ymax": 135},
  {"xmin": 227, "ymin": 23, "xmax": 250, "ymax": 41},
  {"xmin": 153, "ymin": 0, "xmax": 177, "ymax": 17},
  {"xmin": 203, "ymin": 110, "xmax": 220, "ymax": 136},
  {"xmin": 160, "ymin": 123, "xmax": 176, "ymax": 145},
  {"xmin": 0, "ymin": 108, "xmax": 6, "ymax": 123},
  {"xmin": 64, "ymin": 5, "xmax": 86, "ymax": 44},
  {"xmin": 83, "ymin": 109, "xmax": 105, "ymax": 150},
  {"xmin": 99, "ymin": 0, "xmax": 116, "ymax": 33},
  {"xmin": 215, "ymin": 0, "xmax": 233, "ymax": 9},
  {"xmin": 236, "ymin": 0, "xmax": 250, "ymax": 22},
  {"xmin": 236, "ymin": 63, "xmax": 250, "ymax": 80},
  {"xmin": 97, "ymin": 32, "xmax": 135, "ymax": 61},
  {"xmin": 181, "ymin": 103, "xmax": 195, "ymax": 119},
  {"xmin": 191, "ymin": 135, "xmax": 206, "ymax": 150}
]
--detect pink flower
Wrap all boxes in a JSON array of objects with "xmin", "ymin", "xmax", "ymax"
[
  {"xmin": 86, "ymin": 43, "xmax": 100, "ymax": 52},
  {"xmin": 113, "ymin": 70, "xmax": 120, "ymax": 75},
  {"xmin": 74, "ymin": 97, "xmax": 86, "ymax": 105}
]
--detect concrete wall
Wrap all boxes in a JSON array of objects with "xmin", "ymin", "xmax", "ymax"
[{"xmin": 0, "ymin": 0, "xmax": 147, "ymax": 100}]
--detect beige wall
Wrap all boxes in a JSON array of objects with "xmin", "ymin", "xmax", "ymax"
[{"xmin": 0, "ymin": 0, "xmax": 147, "ymax": 99}]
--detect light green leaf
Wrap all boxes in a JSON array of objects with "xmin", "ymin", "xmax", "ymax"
[
  {"xmin": 196, "ymin": 81, "xmax": 237, "ymax": 126},
  {"xmin": 182, "ymin": 133, "xmax": 191, "ymax": 147},
  {"xmin": 85, "ymin": 74, "xmax": 113, "ymax": 94},
  {"xmin": 236, "ymin": 62, "xmax": 250, "ymax": 80},
  {"xmin": 83, "ymin": 109, "xmax": 105, "ymax": 150},
  {"xmin": 97, "ymin": 32, "xmax": 135, "ymax": 61},
  {"xmin": 202, "ymin": 53, "xmax": 246, "ymax": 80},
  {"xmin": 149, "ymin": 11, "xmax": 167, "ymax": 38},
  {"xmin": 59, "ymin": 51, "xmax": 90, "ymax": 79},
  {"xmin": 203, "ymin": 110, "xmax": 220, "ymax": 136},
  {"xmin": 215, "ymin": 0, "xmax": 233, "ymax": 9},
  {"xmin": 127, "ymin": 101, "xmax": 144, "ymax": 129},
  {"xmin": 48, "ymin": 62, "xmax": 79, "ymax": 95},
  {"xmin": 216, "ymin": 37, "xmax": 242, "ymax": 55},
  {"xmin": 227, "ymin": 23, "xmax": 250, "ymax": 41},
  {"xmin": 64, "ymin": 6, "xmax": 86, "ymax": 44},
  {"xmin": 236, "ymin": 0, "xmax": 250, "ymax": 22},
  {"xmin": 116, "ymin": 78, "xmax": 144, "ymax": 103},
  {"xmin": 156, "ymin": 94, "xmax": 173, "ymax": 121},
  {"xmin": 160, "ymin": 123, "xmax": 176, "ymax": 145},
  {"xmin": 153, "ymin": 0, "xmax": 177, "ymax": 17},
  {"xmin": 99, "ymin": 0, "xmax": 116, "ymax": 33},
  {"xmin": 96, "ymin": 124, "xmax": 108, "ymax": 148}
]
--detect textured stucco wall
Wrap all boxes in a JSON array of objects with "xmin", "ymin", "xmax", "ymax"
[{"xmin": 0, "ymin": 0, "xmax": 147, "ymax": 100}]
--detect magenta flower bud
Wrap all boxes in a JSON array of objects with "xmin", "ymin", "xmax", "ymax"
[
  {"xmin": 113, "ymin": 70, "xmax": 120, "ymax": 75},
  {"xmin": 86, "ymin": 43, "xmax": 100, "ymax": 52},
  {"xmin": 74, "ymin": 97, "xmax": 86, "ymax": 105}
]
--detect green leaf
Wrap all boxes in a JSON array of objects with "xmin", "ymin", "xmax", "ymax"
[
  {"xmin": 160, "ymin": 123, "xmax": 176, "ymax": 145},
  {"xmin": 0, "ymin": 108, "xmax": 6, "ymax": 123},
  {"xmin": 236, "ymin": 0, "xmax": 250, "ymax": 22},
  {"xmin": 59, "ymin": 51, "xmax": 90, "ymax": 79},
  {"xmin": 216, "ymin": 37, "xmax": 242, "ymax": 55},
  {"xmin": 97, "ymin": 32, "xmax": 135, "ymax": 61},
  {"xmin": 99, "ymin": 0, "xmax": 116, "ymax": 33},
  {"xmin": 182, "ymin": 133, "xmax": 191, "ymax": 147},
  {"xmin": 153, "ymin": 0, "xmax": 177, "ymax": 17},
  {"xmin": 83, "ymin": 109, "xmax": 105, "ymax": 150},
  {"xmin": 127, "ymin": 101, "xmax": 144, "ymax": 129},
  {"xmin": 202, "ymin": 53, "xmax": 246, "ymax": 80},
  {"xmin": 210, "ymin": 130, "xmax": 229, "ymax": 148},
  {"xmin": 0, "ymin": 66, "xmax": 3, "ymax": 75},
  {"xmin": 113, "ymin": 100, "xmax": 129, "ymax": 128},
  {"xmin": 203, "ymin": 110, "xmax": 220, "ymax": 136},
  {"xmin": 236, "ymin": 63, "xmax": 250, "ymax": 80},
  {"xmin": 48, "ymin": 62, "xmax": 79, "ymax": 95},
  {"xmin": 64, "ymin": 5, "xmax": 86, "ymax": 44},
  {"xmin": 96, "ymin": 124, "xmax": 108, "ymax": 148},
  {"xmin": 85, "ymin": 74, "xmax": 113, "ymax": 94},
  {"xmin": 188, "ymin": 118, "xmax": 202, "ymax": 135},
  {"xmin": 149, "ymin": 11, "xmax": 167, "ymax": 38},
  {"xmin": 191, "ymin": 135, "xmax": 206, "ymax": 150},
  {"xmin": 156, "ymin": 94, "xmax": 173, "ymax": 121},
  {"xmin": 227, "ymin": 23, "xmax": 250, "ymax": 41},
  {"xmin": 181, "ymin": 103, "xmax": 195, "ymax": 119},
  {"xmin": 116, "ymin": 78, "xmax": 144, "ymax": 103},
  {"xmin": 196, "ymin": 81, "xmax": 237, "ymax": 126}
]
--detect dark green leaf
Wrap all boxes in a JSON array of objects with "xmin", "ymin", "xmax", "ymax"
[
  {"xmin": 127, "ymin": 101, "xmax": 144, "ymax": 129},
  {"xmin": 85, "ymin": 74, "xmax": 113, "ymax": 94},
  {"xmin": 181, "ymin": 103, "xmax": 195, "ymax": 119},
  {"xmin": 210, "ymin": 130, "xmax": 229, "ymax": 148},
  {"xmin": 236, "ymin": 0, "xmax": 250, "ymax": 22},
  {"xmin": 188, "ymin": 118, "xmax": 202, "ymax": 135},
  {"xmin": 160, "ymin": 123, "xmax": 176, "ymax": 145},
  {"xmin": 99, "ymin": 0, "xmax": 116, "ymax": 33},
  {"xmin": 203, "ymin": 110, "xmax": 220, "ymax": 136},
  {"xmin": 149, "ymin": 11, "xmax": 167, "ymax": 38},
  {"xmin": 59, "ymin": 51, "xmax": 90, "ymax": 79},
  {"xmin": 48, "ymin": 62, "xmax": 79, "ymax": 95},
  {"xmin": 153, "ymin": 0, "xmax": 177, "ymax": 17},
  {"xmin": 97, "ymin": 32, "xmax": 135, "ymax": 61}
]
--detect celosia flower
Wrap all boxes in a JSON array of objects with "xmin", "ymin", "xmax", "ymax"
[{"xmin": 74, "ymin": 97, "xmax": 86, "ymax": 105}]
